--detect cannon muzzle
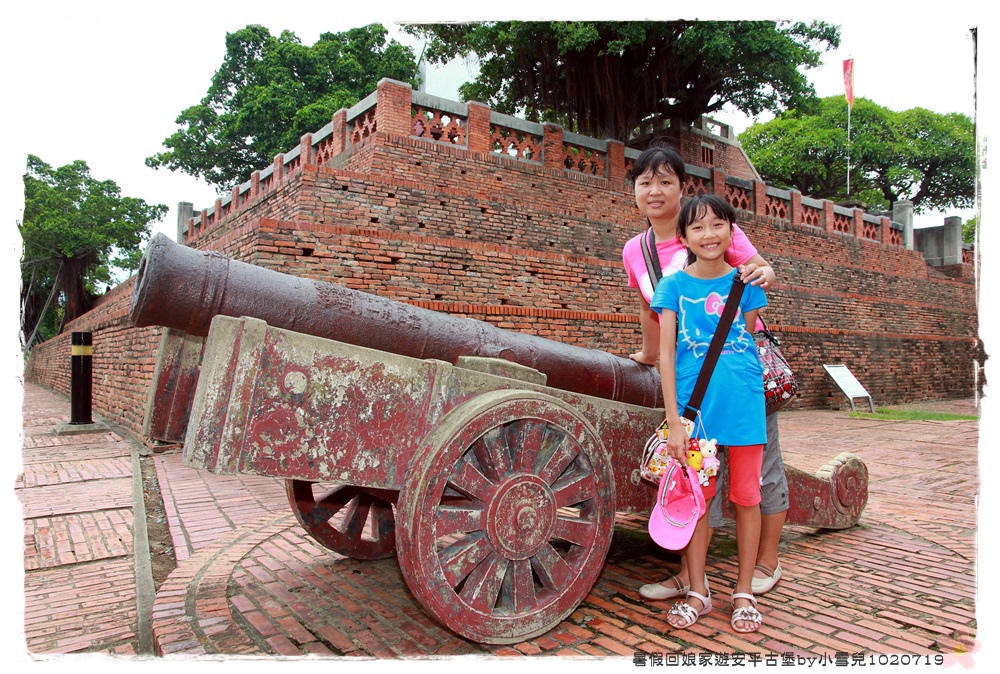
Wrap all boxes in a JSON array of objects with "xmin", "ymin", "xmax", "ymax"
[{"xmin": 130, "ymin": 234, "xmax": 663, "ymax": 408}]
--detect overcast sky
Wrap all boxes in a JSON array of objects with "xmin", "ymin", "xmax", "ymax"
[{"xmin": 3, "ymin": 3, "xmax": 997, "ymax": 665}]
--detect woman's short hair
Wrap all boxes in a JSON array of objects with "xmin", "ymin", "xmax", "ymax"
[{"xmin": 629, "ymin": 144, "xmax": 686, "ymax": 185}]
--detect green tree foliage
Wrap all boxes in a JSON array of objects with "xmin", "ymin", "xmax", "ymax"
[
  {"xmin": 739, "ymin": 96, "xmax": 975, "ymax": 213},
  {"xmin": 20, "ymin": 155, "xmax": 167, "ymax": 349},
  {"xmin": 963, "ymin": 215, "xmax": 978, "ymax": 245},
  {"xmin": 404, "ymin": 21, "xmax": 839, "ymax": 142},
  {"xmin": 147, "ymin": 24, "xmax": 419, "ymax": 189}
]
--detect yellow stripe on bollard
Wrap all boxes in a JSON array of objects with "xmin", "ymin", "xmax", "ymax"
[{"xmin": 71, "ymin": 345, "xmax": 94, "ymax": 356}]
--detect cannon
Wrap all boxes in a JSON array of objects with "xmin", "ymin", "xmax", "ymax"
[
  {"xmin": 132, "ymin": 234, "xmax": 868, "ymax": 644},
  {"xmin": 130, "ymin": 234, "xmax": 664, "ymax": 414}
]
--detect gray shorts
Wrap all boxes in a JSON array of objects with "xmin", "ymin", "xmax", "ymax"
[{"xmin": 708, "ymin": 411, "xmax": 789, "ymax": 528}]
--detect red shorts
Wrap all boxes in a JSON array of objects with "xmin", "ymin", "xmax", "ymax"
[{"xmin": 727, "ymin": 444, "xmax": 764, "ymax": 507}]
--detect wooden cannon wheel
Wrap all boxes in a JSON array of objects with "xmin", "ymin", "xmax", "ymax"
[
  {"xmin": 285, "ymin": 481, "xmax": 397, "ymax": 560},
  {"xmin": 396, "ymin": 390, "xmax": 616, "ymax": 644}
]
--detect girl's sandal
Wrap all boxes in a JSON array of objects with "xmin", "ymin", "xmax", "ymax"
[
  {"xmin": 639, "ymin": 573, "xmax": 689, "ymax": 600},
  {"xmin": 666, "ymin": 589, "xmax": 712, "ymax": 629},
  {"xmin": 730, "ymin": 592, "xmax": 763, "ymax": 633}
]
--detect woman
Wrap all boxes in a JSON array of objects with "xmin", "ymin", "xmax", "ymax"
[{"xmin": 622, "ymin": 144, "xmax": 787, "ymax": 602}]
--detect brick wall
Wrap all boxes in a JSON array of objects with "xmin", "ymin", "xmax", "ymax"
[
  {"xmin": 24, "ymin": 280, "xmax": 164, "ymax": 434},
  {"xmin": 24, "ymin": 82, "xmax": 980, "ymax": 435}
]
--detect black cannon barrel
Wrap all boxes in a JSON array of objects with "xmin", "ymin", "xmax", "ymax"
[{"xmin": 130, "ymin": 234, "xmax": 664, "ymax": 408}]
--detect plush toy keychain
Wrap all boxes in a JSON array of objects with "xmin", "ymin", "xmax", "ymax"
[
  {"xmin": 686, "ymin": 436, "xmax": 703, "ymax": 471},
  {"xmin": 699, "ymin": 438, "xmax": 720, "ymax": 477}
]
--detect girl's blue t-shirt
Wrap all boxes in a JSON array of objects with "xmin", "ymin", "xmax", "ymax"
[{"xmin": 650, "ymin": 267, "xmax": 768, "ymax": 446}]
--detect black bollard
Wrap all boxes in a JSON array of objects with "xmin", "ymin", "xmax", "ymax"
[{"xmin": 70, "ymin": 331, "xmax": 93, "ymax": 424}]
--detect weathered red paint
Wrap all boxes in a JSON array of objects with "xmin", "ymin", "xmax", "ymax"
[
  {"xmin": 285, "ymin": 481, "xmax": 397, "ymax": 560},
  {"xmin": 395, "ymin": 390, "xmax": 615, "ymax": 644},
  {"xmin": 142, "ymin": 328, "xmax": 205, "ymax": 443},
  {"xmin": 788, "ymin": 453, "xmax": 869, "ymax": 529},
  {"xmin": 180, "ymin": 317, "xmax": 620, "ymax": 642}
]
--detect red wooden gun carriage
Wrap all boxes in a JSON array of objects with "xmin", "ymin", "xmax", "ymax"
[{"xmin": 131, "ymin": 234, "xmax": 867, "ymax": 644}]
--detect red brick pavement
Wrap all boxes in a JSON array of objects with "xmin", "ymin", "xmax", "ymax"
[
  {"xmin": 17, "ymin": 382, "xmax": 983, "ymax": 665},
  {"xmin": 17, "ymin": 384, "xmax": 141, "ymax": 656},
  {"xmin": 152, "ymin": 454, "xmax": 287, "ymax": 563}
]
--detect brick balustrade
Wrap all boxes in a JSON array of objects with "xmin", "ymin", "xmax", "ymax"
[{"xmin": 181, "ymin": 78, "xmax": 911, "ymax": 252}]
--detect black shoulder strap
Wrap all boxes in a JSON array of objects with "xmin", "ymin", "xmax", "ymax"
[
  {"xmin": 641, "ymin": 227, "xmax": 663, "ymax": 288},
  {"xmin": 683, "ymin": 276, "xmax": 746, "ymax": 421}
]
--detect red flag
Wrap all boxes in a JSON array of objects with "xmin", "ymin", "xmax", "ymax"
[{"xmin": 843, "ymin": 59, "xmax": 855, "ymax": 107}]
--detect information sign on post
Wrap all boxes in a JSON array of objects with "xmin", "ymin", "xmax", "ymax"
[{"xmin": 823, "ymin": 364, "xmax": 875, "ymax": 413}]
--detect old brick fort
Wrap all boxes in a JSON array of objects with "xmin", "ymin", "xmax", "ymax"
[{"xmin": 24, "ymin": 78, "xmax": 983, "ymax": 436}]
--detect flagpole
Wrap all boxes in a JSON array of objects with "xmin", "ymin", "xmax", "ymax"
[
  {"xmin": 843, "ymin": 58, "xmax": 855, "ymax": 198},
  {"xmin": 847, "ymin": 102, "xmax": 851, "ymax": 196}
]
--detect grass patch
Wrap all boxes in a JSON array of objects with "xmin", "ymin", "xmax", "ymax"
[{"xmin": 848, "ymin": 408, "xmax": 978, "ymax": 422}]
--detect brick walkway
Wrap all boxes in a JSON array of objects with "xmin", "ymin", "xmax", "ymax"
[
  {"xmin": 17, "ymin": 385, "xmax": 142, "ymax": 656},
  {"xmin": 17, "ymin": 382, "xmax": 981, "ymax": 664}
]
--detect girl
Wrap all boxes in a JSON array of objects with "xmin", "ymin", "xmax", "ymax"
[
  {"xmin": 650, "ymin": 193, "xmax": 767, "ymax": 633},
  {"xmin": 623, "ymin": 145, "xmax": 788, "ymax": 603}
]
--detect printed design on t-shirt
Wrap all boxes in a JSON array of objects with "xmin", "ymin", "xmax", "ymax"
[
  {"xmin": 640, "ymin": 248, "xmax": 690, "ymax": 301},
  {"xmin": 664, "ymin": 249, "xmax": 689, "ymax": 273},
  {"xmin": 678, "ymin": 293, "xmax": 753, "ymax": 359},
  {"xmin": 704, "ymin": 292, "xmax": 725, "ymax": 316}
]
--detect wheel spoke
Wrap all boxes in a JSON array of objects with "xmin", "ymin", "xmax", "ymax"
[
  {"xmin": 372, "ymin": 501, "xmax": 395, "ymax": 541},
  {"xmin": 439, "ymin": 532, "xmax": 492, "ymax": 587},
  {"xmin": 510, "ymin": 420, "xmax": 545, "ymax": 473},
  {"xmin": 550, "ymin": 470, "xmax": 597, "ymax": 508},
  {"xmin": 535, "ymin": 434, "xmax": 578, "ymax": 485},
  {"xmin": 340, "ymin": 497, "xmax": 372, "ymax": 538},
  {"xmin": 473, "ymin": 429, "xmax": 512, "ymax": 480},
  {"xmin": 551, "ymin": 515, "xmax": 596, "ymax": 547},
  {"xmin": 530, "ymin": 544, "xmax": 574, "ymax": 591},
  {"xmin": 458, "ymin": 553, "xmax": 508, "ymax": 612},
  {"xmin": 310, "ymin": 485, "xmax": 354, "ymax": 522},
  {"xmin": 507, "ymin": 558, "xmax": 537, "ymax": 613},
  {"xmin": 434, "ymin": 504, "xmax": 484, "ymax": 537},
  {"xmin": 448, "ymin": 457, "xmax": 496, "ymax": 501}
]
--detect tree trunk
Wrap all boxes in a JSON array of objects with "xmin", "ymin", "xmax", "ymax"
[
  {"xmin": 61, "ymin": 256, "xmax": 94, "ymax": 324},
  {"xmin": 22, "ymin": 265, "xmax": 61, "ymax": 350}
]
